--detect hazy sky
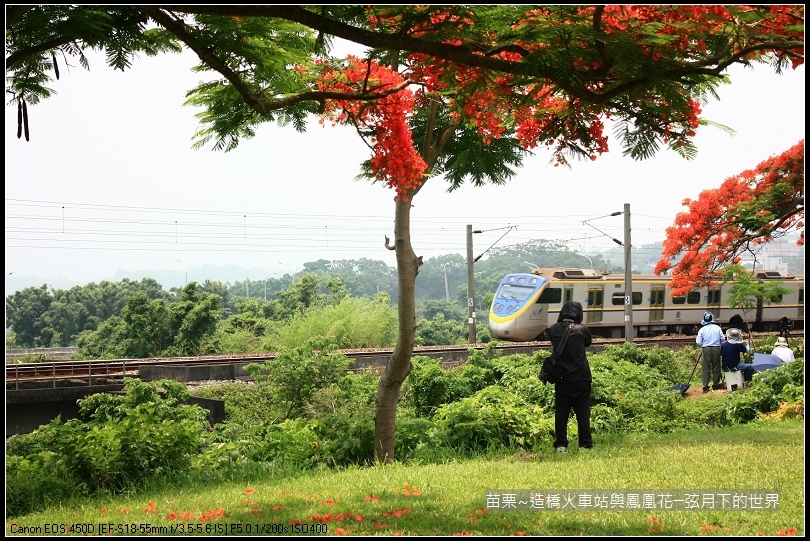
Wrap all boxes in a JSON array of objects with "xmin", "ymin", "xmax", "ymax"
[{"xmin": 5, "ymin": 46, "xmax": 805, "ymax": 292}]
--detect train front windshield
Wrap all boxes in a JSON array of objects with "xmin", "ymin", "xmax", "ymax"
[{"xmin": 497, "ymin": 283, "xmax": 537, "ymax": 302}]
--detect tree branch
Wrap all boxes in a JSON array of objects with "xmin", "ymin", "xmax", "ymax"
[
  {"xmin": 6, "ymin": 36, "xmax": 82, "ymax": 69},
  {"xmin": 142, "ymin": 6, "xmax": 412, "ymax": 116},
  {"xmin": 148, "ymin": 5, "xmax": 803, "ymax": 105},
  {"xmin": 9, "ymin": 6, "xmax": 803, "ymax": 110},
  {"xmin": 5, "ymin": 5, "xmax": 36, "ymax": 29}
]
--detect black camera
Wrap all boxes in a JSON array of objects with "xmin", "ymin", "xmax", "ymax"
[{"xmin": 779, "ymin": 316, "xmax": 793, "ymax": 335}]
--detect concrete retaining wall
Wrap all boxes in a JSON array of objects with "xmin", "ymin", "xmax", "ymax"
[
  {"xmin": 140, "ymin": 363, "xmax": 251, "ymax": 382},
  {"xmin": 6, "ymin": 386, "xmax": 225, "ymax": 437}
]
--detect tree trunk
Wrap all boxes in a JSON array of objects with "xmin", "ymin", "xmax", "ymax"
[
  {"xmin": 374, "ymin": 196, "xmax": 419, "ymax": 463},
  {"xmin": 373, "ymin": 100, "xmax": 453, "ymax": 464}
]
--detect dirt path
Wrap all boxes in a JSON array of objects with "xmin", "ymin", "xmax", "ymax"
[{"xmin": 682, "ymin": 383, "xmax": 734, "ymax": 400}]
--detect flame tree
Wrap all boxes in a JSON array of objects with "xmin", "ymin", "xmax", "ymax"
[
  {"xmin": 655, "ymin": 140, "xmax": 804, "ymax": 295},
  {"xmin": 6, "ymin": 5, "xmax": 804, "ymax": 462}
]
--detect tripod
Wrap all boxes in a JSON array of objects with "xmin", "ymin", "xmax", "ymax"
[{"xmin": 779, "ymin": 317, "xmax": 803, "ymax": 356}]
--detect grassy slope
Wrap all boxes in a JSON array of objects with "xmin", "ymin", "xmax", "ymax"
[{"xmin": 6, "ymin": 419, "xmax": 803, "ymax": 536}]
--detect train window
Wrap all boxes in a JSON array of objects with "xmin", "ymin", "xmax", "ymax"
[
  {"xmin": 673, "ymin": 290, "xmax": 699, "ymax": 304},
  {"xmin": 538, "ymin": 287, "xmax": 562, "ymax": 304},
  {"xmin": 611, "ymin": 292, "xmax": 643, "ymax": 305},
  {"xmin": 799, "ymin": 288, "xmax": 804, "ymax": 303},
  {"xmin": 611, "ymin": 291, "xmax": 643, "ymax": 306},
  {"xmin": 564, "ymin": 287, "xmax": 574, "ymax": 303}
]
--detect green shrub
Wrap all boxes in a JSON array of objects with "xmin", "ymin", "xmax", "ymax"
[
  {"xmin": 5, "ymin": 432, "xmax": 84, "ymax": 517},
  {"xmin": 724, "ymin": 360, "xmax": 804, "ymax": 423},
  {"xmin": 589, "ymin": 402, "xmax": 625, "ymax": 434},
  {"xmin": 598, "ymin": 342, "xmax": 651, "ymax": 365},
  {"xmin": 672, "ymin": 392, "xmax": 732, "ymax": 426},
  {"xmin": 262, "ymin": 297, "xmax": 397, "ymax": 350},
  {"xmin": 244, "ymin": 337, "xmax": 353, "ymax": 418},
  {"xmin": 489, "ymin": 353, "xmax": 553, "ymax": 410},
  {"xmin": 598, "ymin": 343, "xmax": 698, "ymax": 387},
  {"xmin": 66, "ymin": 379, "xmax": 208, "ymax": 489},
  {"xmin": 405, "ymin": 354, "xmax": 500, "ymax": 417},
  {"xmin": 394, "ymin": 409, "xmax": 441, "ymax": 462},
  {"xmin": 194, "ymin": 381, "xmax": 283, "ymax": 426},
  {"xmin": 467, "ymin": 341, "xmax": 505, "ymax": 369},
  {"xmin": 414, "ymin": 313, "xmax": 467, "ymax": 346},
  {"xmin": 5, "ymin": 379, "xmax": 209, "ymax": 517},
  {"xmin": 315, "ymin": 413, "xmax": 376, "ymax": 466},
  {"xmin": 306, "ymin": 369, "xmax": 379, "ymax": 421},
  {"xmin": 405, "ymin": 356, "xmax": 472, "ymax": 417},
  {"xmin": 249, "ymin": 418, "xmax": 323, "ymax": 466},
  {"xmin": 212, "ymin": 328, "xmax": 265, "ymax": 354},
  {"xmin": 432, "ymin": 386, "xmax": 552, "ymax": 451},
  {"xmin": 9, "ymin": 343, "xmax": 803, "ymax": 520}
]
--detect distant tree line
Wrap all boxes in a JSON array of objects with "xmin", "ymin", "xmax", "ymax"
[{"xmin": 5, "ymin": 241, "xmax": 619, "ymax": 353}]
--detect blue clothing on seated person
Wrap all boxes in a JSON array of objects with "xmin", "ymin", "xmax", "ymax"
[{"xmin": 721, "ymin": 328, "xmax": 754, "ymax": 383}]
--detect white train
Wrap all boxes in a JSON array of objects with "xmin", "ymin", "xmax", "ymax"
[{"xmin": 488, "ymin": 267, "xmax": 804, "ymax": 341}]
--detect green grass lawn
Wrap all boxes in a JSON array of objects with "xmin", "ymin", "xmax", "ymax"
[{"xmin": 7, "ymin": 418, "xmax": 803, "ymax": 536}]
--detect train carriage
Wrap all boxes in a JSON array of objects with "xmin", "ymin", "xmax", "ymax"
[{"xmin": 488, "ymin": 267, "xmax": 804, "ymax": 341}]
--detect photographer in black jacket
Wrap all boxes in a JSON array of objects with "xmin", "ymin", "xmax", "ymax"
[{"xmin": 549, "ymin": 300, "xmax": 593, "ymax": 453}]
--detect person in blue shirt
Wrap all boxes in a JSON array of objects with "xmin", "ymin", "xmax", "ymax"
[
  {"xmin": 696, "ymin": 311, "xmax": 724, "ymax": 393},
  {"xmin": 721, "ymin": 328, "xmax": 755, "ymax": 383}
]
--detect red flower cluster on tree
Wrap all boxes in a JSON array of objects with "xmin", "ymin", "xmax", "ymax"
[
  {"xmin": 316, "ymin": 56, "xmax": 428, "ymax": 201},
  {"xmin": 312, "ymin": 5, "xmax": 802, "ymax": 201},
  {"xmin": 655, "ymin": 140, "xmax": 804, "ymax": 295}
]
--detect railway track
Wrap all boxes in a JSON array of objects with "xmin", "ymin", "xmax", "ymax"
[{"xmin": 4, "ymin": 335, "xmax": 722, "ymax": 391}]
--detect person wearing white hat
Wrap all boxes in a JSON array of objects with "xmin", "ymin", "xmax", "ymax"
[
  {"xmin": 771, "ymin": 336, "xmax": 796, "ymax": 363},
  {"xmin": 695, "ymin": 311, "xmax": 724, "ymax": 392},
  {"xmin": 721, "ymin": 328, "xmax": 755, "ymax": 382}
]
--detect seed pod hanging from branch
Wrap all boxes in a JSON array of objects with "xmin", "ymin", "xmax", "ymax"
[{"xmin": 22, "ymin": 98, "xmax": 29, "ymax": 141}]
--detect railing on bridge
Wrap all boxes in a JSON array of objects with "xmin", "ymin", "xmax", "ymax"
[{"xmin": 6, "ymin": 347, "xmax": 79, "ymax": 363}]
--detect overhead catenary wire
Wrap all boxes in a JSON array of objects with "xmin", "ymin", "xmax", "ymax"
[
  {"xmin": 8, "ymin": 197, "xmax": 797, "ymax": 266},
  {"xmin": 474, "ymin": 225, "xmax": 517, "ymax": 262}
]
